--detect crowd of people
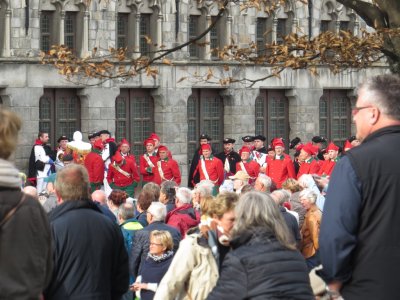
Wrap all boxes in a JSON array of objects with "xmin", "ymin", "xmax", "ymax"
[{"xmin": 1, "ymin": 74, "xmax": 400, "ymax": 300}]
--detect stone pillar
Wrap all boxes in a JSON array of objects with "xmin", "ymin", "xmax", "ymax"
[
  {"xmin": 335, "ymin": 20, "xmax": 340, "ymax": 34},
  {"xmin": 133, "ymin": 13, "xmax": 141, "ymax": 59},
  {"xmin": 78, "ymin": 87, "xmax": 120, "ymax": 139},
  {"xmin": 226, "ymin": 15, "xmax": 232, "ymax": 47},
  {"xmin": 291, "ymin": 18, "xmax": 298, "ymax": 34},
  {"xmin": 204, "ymin": 15, "xmax": 211, "ymax": 59},
  {"xmin": 272, "ymin": 18, "xmax": 278, "ymax": 43},
  {"xmin": 82, "ymin": 10, "xmax": 90, "ymax": 56},
  {"xmin": 353, "ymin": 20, "xmax": 359, "ymax": 37},
  {"xmin": 60, "ymin": 11, "xmax": 65, "ymax": 45},
  {"xmin": 3, "ymin": 9, "xmax": 11, "ymax": 57},
  {"xmin": 157, "ymin": 13, "xmax": 163, "ymax": 51}
]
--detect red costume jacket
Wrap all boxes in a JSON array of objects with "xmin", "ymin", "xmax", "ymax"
[
  {"xmin": 196, "ymin": 156, "xmax": 224, "ymax": 186},
  {"xmin": 317, "ymin": 158, "xmax": 339, "ymax": 176},
  {"xmin": 107, "ymin": 155, "xmax": 140, "ymax": 187},
  {"xmin": 236, "ymin": 160, "xmax": 260, "ymax": 179},
  {"xmin": 140, "ymin": 153, "xmax": 158, "ymax": 182},
  {"xmin": 153, "ymin": 158, "xmax": 181, "ymax": 186},
  {"xmin": 266, "ymin": 154, "xmax": 296, "ymax": 188},
  {"xmin": 84, "ymin": 151, "xmax": 104, "ymax": 183},
  {"xmin": 297, "ymin": 158, "xmax": 320, "ymax": 179}
]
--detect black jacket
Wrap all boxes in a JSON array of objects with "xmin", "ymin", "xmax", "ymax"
[
  {"xmin": 0, "ymin": 187, "xmax": 53, "ymax": 300},
  {"xmin": 45, "ymin": 200, "xmax": 129, "ymax": 300},
  {"xmin": 215, "ymin": 150, "xmax": 241, "ymax": 175},
  {"xmin": 207, "ymin": 227, "xmax": 313, "ymax": 300},
  {"xmin": 320, "ymin": 126, "xmax": 400, "ymax": 300},
  {"xmin": 130, "ymin": 221, "xmax": 181, "ymax": 278}
]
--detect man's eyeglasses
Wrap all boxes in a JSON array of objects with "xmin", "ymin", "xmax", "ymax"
[{"xmin": 352, "ymin": 106, "xmax": 373, "ymax": 116}]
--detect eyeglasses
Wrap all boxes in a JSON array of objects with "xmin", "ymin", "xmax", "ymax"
[
  {"xmin": 149, "ymin": 242, "xmax": 163, "ymax": 247},
  {"xmin": 352, "ymin": 106, "xmax": 372, "ymax": 115}
]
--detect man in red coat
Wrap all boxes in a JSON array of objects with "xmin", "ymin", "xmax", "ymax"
[
  {"xmin": 194, "ymin": 144, "xmax": 224, "ymax": 189},
  {"xmin": 140, "ymin": 138, "xmax": 158, "ymax": 184},
  {"xmin": 318, "ymin": 142, "xmax": 340, "ymax": 177},
  {"xmin": 235, "ymin": 146, "xmax": 260, "ymax": 185},
  {"xmin": 84, "ymin": 139, "xmax": 104, "ymax": 192},
  {"xmin": 166, "ymin": 187, "xmax": 200, "ymax": 237},
  {"xmin": 266, "ymin": 139, "xmax": 296, "ymax": 188},
  {"xmin": 297, "ymin": 142, "xmax": 321, "ymax": 179},
  {"xmin": 154, "ymin": 145, "xmax": 181, "ymax": 186},
  {"xmin": 107, "ymin": 139, "xmax": 140, "ymax": 197}
]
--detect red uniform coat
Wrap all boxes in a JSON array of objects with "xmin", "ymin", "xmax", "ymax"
[
  {"xmin": 140, "ymin": 153, "xmax": 158, "ymax": 182},
  {"xmin": 297, "ymin": 158, "xmax": 321, "ymax": 179},
  {"xmin": 154, "ymin": 158, "xmax": 181, "ymax": 186},
  {"xmin": 236, "ymin": 160, "xmax": 260, "ymax": 179},
  {"xmin": 266, "ymin": 154, "xmax": 296, "ymax": 188},
  {"xmin": 107, "ymin": 155, "xmax": 140, "ymax": 187},
  {"xmin": 84, "ymin": 151, "xmax": 104, "ymax": 183},
  {"xmin": 317, "ymin": 158, "xmax": 339, "ymax": 176},
  {"xmin": 196, "ymin": 156, "xmax": 224, "ymax": 186}
]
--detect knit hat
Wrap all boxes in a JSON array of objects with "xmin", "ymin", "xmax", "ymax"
[
  {"xmin": 239, "ymin": 146, "xmax": 251, "ymax": 155},
  {"xmin": 302, "ymin": 142, "xmax": 319, "ymax": 156},
  {"xmin": 149, "ymin": 133, "xmax": 160, "ymax": 141},
  {"xmin": 120, "ymin": 138, "xmax": 130, "ymax": 147},
  {"xmin": 201, "ymin": 144, "xmax": 212, "ymax": 152},
  {"xmin": 144, "ymin": 138, "xmax": 155, "ymax": 146},
  {"xmin": 326, "ymin": 142, "xmax": 339, "ymax": 151}
]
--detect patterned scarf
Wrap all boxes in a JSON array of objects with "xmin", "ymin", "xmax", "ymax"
[{"xmin": 147, "ymin": 250, "xmax": 174, "ymax": 262}]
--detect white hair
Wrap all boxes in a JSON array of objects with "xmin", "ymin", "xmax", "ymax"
[
  {"xmin": 257, "ymin": 174, "xmax": 272, "ymax": 191},
  {"xmin": 147, "ymin": 202, "xmax": 167, "ymax": 221},
  {"xmin": 196, "ymin": 180, "xmax": 214, "ymax": 197},
  {"xmin": 176, "ymin": 187, "xmax": 192, "ymax": 204},
  {"xmin": 299, "ymin": 189, "xmax": 317, "ymax": 204},
  {"xmin": 271, "ymin": 189, "xmax": 291, "ymax": 206}
]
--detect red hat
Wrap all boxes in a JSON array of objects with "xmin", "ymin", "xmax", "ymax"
[
  {"xmin": 295, "ymin": 143, "xmax": 304, "ymax": 152},
  {"xmin": 157, "ymin": 145, "xmax": 169, "ymax": 154},
  {"xmin": 272, "ymin": 138, "xmax": 285, "ymax": 149},
  {"xmin": 239, "ymin": 146, "xmax": 251, "ymax": 155},
  {"xmin": 201, "ymin": 144, "xmax": 212, "ymax": 152},
  {"xmin": 344, "ymin": 140, "xmax": 353, "ymax": 151},
  {"xmin": 302, "ymin": 142, "xmax": 319, "ymax": 156},
  {"xmin": 120, "ymin": 138, "xmax": 130, "ymax": 147},
  {"xmin": 326, "ymin": 142, "xmax": 339, "ymax": 151},
  {"xmin": 149, "ymin": 133, "xmax": 160, "ymax": 141},
  {"xmin": 113, "ymin": 151, "xmax": 123, "ymax": 164},
  {"xmin": 143, "ymin": 138, "xmax": 155, "ymax": 146},
  {"xmin": 93, "ymin": 139, "xmax": 104, "ymax": 150}
]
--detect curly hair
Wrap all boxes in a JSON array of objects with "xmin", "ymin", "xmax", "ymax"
[
  {"xmin": 0, "ymin": 108, "xmax": 22, "ymax": 159},
  {"xmin": 108, "ymin": 189, "xmax": 128, "ymax": 206}
]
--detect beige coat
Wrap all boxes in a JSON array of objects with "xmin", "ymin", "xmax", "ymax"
[{"xmin": 154, "ymin": 233, "xmax": 219, "ymax": 300}]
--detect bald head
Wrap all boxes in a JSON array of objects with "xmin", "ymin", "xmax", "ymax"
[
  {"xmin": 92, "ymin": 190, "xmax": 107, "ymax": 205},
  {"xmin": 23, "ymin": 186, "xmax": 38, "ymax": 198}
]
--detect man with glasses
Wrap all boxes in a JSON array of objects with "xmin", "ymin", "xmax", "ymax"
[{"xmin": 319, "ymin": 74, "xmax": 400, "ymax": 300}]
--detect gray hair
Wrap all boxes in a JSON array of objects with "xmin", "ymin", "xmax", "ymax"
[
  {"xmin": 196, "ymin": 180, "xmax": 214, "ymax": 197},
  {"xmin": 233, "ymin": 192, "xmax": 296, "ymax": 250},
  {"xmin": 92, "ymin": 190, "xmax": 107, "ymax": 205},
  {"xmin": 55, "ymin": 164, "xmax": 90, "ymax": 201},
  {"xmin": 299, "ymin": 189, "xmax": 317, "ymax": 204},
  {"xmin": 176, "ymin": 187, "xmax": 192, "ymax": 204},
  {"xmin": 147, "ymin": 202, "xmax": 167, "ymax": 221},
  {"xmin": 118, "ymin": 203, "xmax": 135, "ymax": 221},
  {"xmin": 257, "ymin": 174, "xmax": 272, "ymax": 192},
  {"xmin": 360, "ymin": 74, "xmax": 400, "ymax": 120},
  {"xmin": 271, "ymin": 189, "xmax": 291, "ymax": 206}
]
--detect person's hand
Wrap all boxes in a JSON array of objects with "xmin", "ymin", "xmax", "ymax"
[
  {"xmin": 315, "ymin": 176, "xmax": 329, "ymax": 190},
  {"xmin": 132, "ymin": 283, "xmax": 148, "ymax": 291}
]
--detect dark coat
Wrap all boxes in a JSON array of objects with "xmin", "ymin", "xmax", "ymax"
[
  {"xmin": 319, "ymin": 125, "xmax": 400, "ymax": 300},
  {"xmin": 44, "ymin": 199, "xmax": 129, "ymax": 300},
  {"xmin": 130, "ymin": 221, "xmax": 181, "ymax": 278},
  {"xmin": 207, "ymin": 227, "xmax": 313, "ymax": 300},
  {"xmin": 0, "ymin": 187, "xmax": 53, "ymax": 300},
  {"xmin": 215, "ymin": 150, "xmax": 241, "ymax": 176}
]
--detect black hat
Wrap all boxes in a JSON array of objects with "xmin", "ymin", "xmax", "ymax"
[
  {"xmin": 321, "ymin": 148, "xmax": 327, "ymax": 154},
  {"xmin": 254, "ymin": 135, "xmax": 266, "ymax": 141},
  {"xmin": 223, "ymin": 138, "xmax": 236, "ymax": 144},
  {"xmin": 98, "ymin": 130, "xmax": 111, "ymax": 136},
  {"xmin": 312, "ymin": 136, "xmax": 326, "ymax": 144},
  {"xmin": 199, "ymin": 133, "xmax": 212, "ymax": 141},
  {"xmin": 348, "ymin": 136, "xmax": 357, "ymax": 143},
  {"xmin": 242, "ymin": 136, "xmax": 254, "ymax": 142},
  {"xmin": 289, "ymin": 137, "xmax": 301, "ymax": 149},
  {"xmin": 88, "ymin": 132, "xmax": 97, "ymax": 140},
  {"xmin": 57, "ymin": 135, "xmax": 69, "ymax": 143}
]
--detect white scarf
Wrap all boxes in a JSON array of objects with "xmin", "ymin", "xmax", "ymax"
[
  {"xmin": 157, "ymin": 160, "xmax": 173, "ymax": 181},
  {"xmin": 0, "ymin": 158, "xmax": 22, "ymax": 188},
  {"xmin": 240, "ymin": 162, "xmax": 249, "ymax": 175},
  {"xmin": 224, "ymin": 157, "xmax": 230, "ymax": 173},
  {"xmin": 200, "ymin": 156, "xmax": 210, "ymax": 180},
  {"xmin": 144, "ymin": 153, "xmax": 155, "ymax": 168}
]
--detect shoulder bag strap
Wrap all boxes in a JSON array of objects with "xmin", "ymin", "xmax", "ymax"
[{"xmin": 0, "ymin": 194, "xmax": 27, "ymax": 229}]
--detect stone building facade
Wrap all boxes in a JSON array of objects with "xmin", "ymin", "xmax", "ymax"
[{"xmin": 0, "ymin": 0, "xmax": 388, "ymax": 186}]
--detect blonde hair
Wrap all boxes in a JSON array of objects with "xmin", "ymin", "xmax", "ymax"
[
  {"xmin": 232, "ymin": 192, "xmax": 296, "ymax": 250},
  {"xmin": 0, "ymin": 109, "xmax": 22, "ymax": 159},
  {"xmin": 211, "ymin": 192, "xmax": 238, "ymax": 219},
  {"xmin": 282, "ymin": 178, "xmax": 302, "ymax": 193},
  {"xmin": 200, "ymin": 195, "xmax": 214, "ymax": 217},
  {"xmin": 150, "ymin": 230, "xmax": 173, "ymax": 251}
]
